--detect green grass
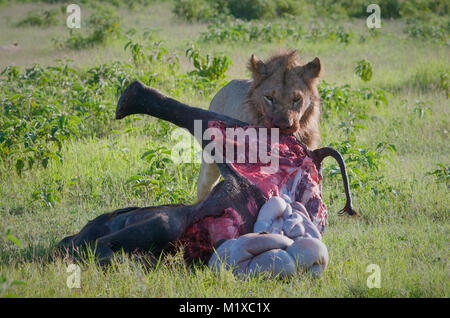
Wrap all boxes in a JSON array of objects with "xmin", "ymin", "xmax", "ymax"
[{"xmin": 0, "ymin": 1, "xmax": 449, "ymax": 297}]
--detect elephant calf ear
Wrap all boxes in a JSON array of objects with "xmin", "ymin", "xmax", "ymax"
[
  {"xmin": 248, "ymin": 54, "xmax": 268, "ymax": 81},
  {"xmin": 301, "ymin": 57, "xmax": 321, "ymax": 82}
]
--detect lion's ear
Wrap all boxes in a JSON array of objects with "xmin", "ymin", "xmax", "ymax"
[
  {"xmin": 301, "ymin": 57, "xmax": 321, "ymax": 81},
  {"xmin": 248, "ymin": 54, "xmax": 268, "ymax": 79}
]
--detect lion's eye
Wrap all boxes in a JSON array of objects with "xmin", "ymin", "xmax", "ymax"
[
  {"xmin": 264, "ymin": 95, "xmax": 273, "ymax": 103},
  {"xmin": 293, "ymin": 96, "xmax": 302, "ymax": 104}
]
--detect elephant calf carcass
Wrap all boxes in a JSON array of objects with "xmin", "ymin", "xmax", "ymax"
[{"xmin": 58, "ymin": 81, "xmax": 357, "ymax": 278}]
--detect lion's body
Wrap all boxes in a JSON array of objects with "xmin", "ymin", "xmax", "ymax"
[
  {"xmin": 197, "ymin": 50, "xmax": 322, "ymax": 201},
  {"xmin": 209, "ymin": 79, "xmax": 252, "ymax": 122}
]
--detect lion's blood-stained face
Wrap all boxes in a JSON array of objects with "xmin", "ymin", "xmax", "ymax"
[{"xmin": 245, "ymin": 50, "xmax": 322, "ymax": 148}]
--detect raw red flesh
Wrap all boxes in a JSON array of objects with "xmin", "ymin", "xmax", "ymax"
[{"xmin": 178, "ymin": 121, "xmax": 328, "ymax": 262}]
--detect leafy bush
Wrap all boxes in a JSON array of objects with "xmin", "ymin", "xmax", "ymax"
[
  {"xmin": 126, "ymin": 146, "xmax": 194, "ymax": 202},
  {"xmin": 404, "ymin": 19, "xmax": 449, "ymax": 44},
  {"xmin": 124, "ymin": 38, "xmax": 179, "ymax": 72},
  {"xmin": 319, "ymin": 81, "xmax": 388, "ymax": 114},
  {"xmin": 355, "ymin": 59, "xmax": 373, "ymax": 82},
  {"xmin": 126, "ymin": 146, "xmax": 174, "ymax": 197},
  {"xmin": 199, "ymin": 19, "xmax": 353, "ymax": 44},
  {"xmin": 31, "ymin": 177, "xmax": 63, "ymax": 208},
  {"xmin": 274, "ymin": 0, "xmax": 299, "ymax": 16},
  {"xmin": 426, "ymin": 163, "xmax": 449, "ymax": 186},
  {"xmin": 54, "ymin": 6, "xmax": 121, "ymax": 49},
  {"xmin": 15, "ymin": 9, "xmax": 59, "ymax": 27},
  {"xmin": 311, "ymin": 0, "xmax": 448, "ymax": 19},
  {"xmin": 324, "ymin": 110, "xmax": 396, "ymax": 193},
  {"xmin": 0, "ymin": 64, "xmax": 83, "ymax": 176},
  {"xmin": 411, "ymin": 100, "xmax": 432, "ymax": 119},
  {"xmin": 173, "ymin": 0, "xmax": 299, "ymax": 22},
  {"xmin": 439, "ymin": 71, "xmax": 448, "ymax": 97},
  {"xmin": 32, "ymin": 0, "xmax": 156, "ymax": 8},
  {"xmin": 0, "ymin": 58, "xmax": 138, "ymax": 176},
  {"xmin": 228, "ymin": 0, "xmax": 299, "ymax": 19},
  {"xmin": 318, "ymin": 80, "xmax": 394, "ymax": 194},
  {"xmin": 0, "ymin": 38, "xmax": 233, "ymax": 176},
  {"xmin": 173, "ymin": 0, "xmax": 218, "ymax": 22},
  {"xmin": 226, "ymin": 0, "xmax": 276, "ymax": 20},
  {"xmin": 199, "ymin": 19, "xmax": 298, "ymax": 42},
  {"xmin": 398, "ymin": 0, "xmax": 449, "ymax": 17},
  {"xmin": 185, "ymin": 46, "xmax": 232, "ymax": 81}
]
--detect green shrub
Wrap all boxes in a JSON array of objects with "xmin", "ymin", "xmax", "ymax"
[
  {"xmin": 0, "ymin": 64, "xmax": 82, "ymax": 176},
  {"xmin": 399, "ymin": 0, "xmax": 449, "ymax": 17},
  {"xmin": 173, "ymin": 0, "xmax": 218, "ymax": 22},
  {"xmin": 15, "ymin": 9, "xmax": 59, "ymax": 27},
  {"xmin": 226, "ymin": 0, "xmax": 276, "ymax": 20},
  {"xmin": 425, "ymin": 163, "xmax": 449, "ymax": 186},
  {"xmin": 124, "ymin": 38, "xmax": 180, "ymax": 74},
  {"xmin": 0, "ymin": 40, "xmax": 234, "ymax": 176},
  {"xmin": 0, "ymin": 58, "xmax": 132, "ymax": 176},
  {"xmin": 439, "ymin": 71, "xmax": 448, "ymax": 97},
  {"xmin": 355, "ymin": 59, "xmax": 373, "ymax": 82},
  {"xmin": 275, "ymin": 0, "xmax": 299, "ymax": 16},
  {"xmin": 173, "ymin": 0, "xmax": 300, "ymax": 22},
  {"xmin": 319, "ymin": 81, "xmax": 388, "ymax": 114},
  {"xmin": 35, "ymin": 0, "xmax": 156, "ymax": 7},
  {"xmin": 54, "ymin": 6, "xmax": 121, "ymax": 50},
  {"xmin": 185, "ymin": 46, "xmax": 232, "ymax": 81},
  {"xmin": 228, "ymin": 0, "xmax": 299, "ymax": 19},
  {"xmin": 304, "ymin": 0, "xmax": 448, "ymax": 19},
  {"xmin": 317, "ymin": 79, "xmax": 394, "ymax": 195},
  {"xmin": 379, "ymin": 0, "xmax": 401, "ymax": 18},
  {"xmin": 198, "ymin": 19, "xmax": 353, "ymax": 45},
  {"xmin": 404, "ymin": 19, "xmax": 449, "ymax": 44}
]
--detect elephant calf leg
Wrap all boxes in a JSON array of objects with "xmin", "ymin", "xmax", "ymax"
[{"xmin": 94, "ymin": 212, "xmax": 180, "ymax": 265}]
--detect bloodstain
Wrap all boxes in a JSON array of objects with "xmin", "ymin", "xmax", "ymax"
[{"xmin": 178, "ymin": 121, "xmax": 327, "ymax": 262}]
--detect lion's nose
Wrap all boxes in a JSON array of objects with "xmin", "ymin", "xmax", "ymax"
[
  {"xmin": 274, "ymin": 123, "xmax": 293, "ymax": 130},
  {"xmin": 273, "ymin": 118, "xmax": 293, "ymax": 130}
]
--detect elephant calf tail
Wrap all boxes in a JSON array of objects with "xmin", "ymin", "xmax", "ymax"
[{"xmin": 312, "ymin": 146, "xmax": 359, "ymax": 217}]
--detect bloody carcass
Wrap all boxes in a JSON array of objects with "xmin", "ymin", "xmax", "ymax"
[{"xmin": 58, "ymin": 81, "xmax": 357, "ymax": 277}]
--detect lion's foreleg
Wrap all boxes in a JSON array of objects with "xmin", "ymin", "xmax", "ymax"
[{"xmin": 197, "ymin": 159, "xmax": 221, "ymax": 201}]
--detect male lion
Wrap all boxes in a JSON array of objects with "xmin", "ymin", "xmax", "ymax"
[{"xmin": 197, "ymin": 50, "xmax": 322, "ymax": 201}]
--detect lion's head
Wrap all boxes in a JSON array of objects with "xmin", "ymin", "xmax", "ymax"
[{"xmin": 246, "ymin": 50, "xmax": 322, "ymax": 149}]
